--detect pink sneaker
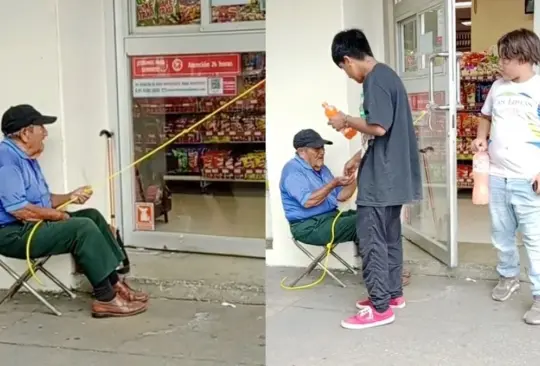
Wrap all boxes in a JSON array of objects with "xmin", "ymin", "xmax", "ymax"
[
  {"xmin": 341, "ymin": 305, "xmax": 395, "ymax": 330},
  {"xmin": 355, "ymin": 296, "xmax": 406, "ymax": 310}
]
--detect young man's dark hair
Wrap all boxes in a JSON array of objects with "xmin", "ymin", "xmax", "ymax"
[
  {"xmin": 497, "ymin": 28, "xmax": 540, "ymax": 65},
  {"xmin": 331, "ymin": 29, "xmax": 374, "ymax": 66}
]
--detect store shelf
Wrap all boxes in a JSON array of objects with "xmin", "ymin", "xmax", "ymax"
[
  {"xmin": 461, "ymin": 75, "xmax": 497, "ymax": 82},
  {"xmin": 164, "ymin": 175, "xmax": 264, "ymax": 183},
  {"xmin": 458, "ymin": 181, "xmax": 474, "ymax": 189}
]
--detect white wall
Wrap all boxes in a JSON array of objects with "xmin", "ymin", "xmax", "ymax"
[
  {"xmin": 265, "ymin": 0, "xmax": 387, "ymax": 267},
  {"xmin": 0, "ymin": 0, "xmax": 112, "ymax": 289}
]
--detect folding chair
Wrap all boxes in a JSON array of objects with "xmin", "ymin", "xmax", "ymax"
[
  {"xmin": 0, "ymin": 256, "xmax": 77, "ymax": 316},
  {"xmin": 288, "ymin": 239, "xmax": 358, "ymax": 288}
]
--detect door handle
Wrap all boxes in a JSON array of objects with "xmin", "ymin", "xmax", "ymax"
[
  {"xmin": 427, "ymin": 52, "xmax": 449, "ymax": 131},
  {"xmin": 456, "ymin": 52, "xmax": 464, "ymax": 110},
  {"xmin": 428, "ymin": 52, "xmax": 449, "ymax": 110}
]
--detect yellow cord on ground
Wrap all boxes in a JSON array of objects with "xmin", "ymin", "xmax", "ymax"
[
  {"xmin": 279, "ymin": 110, "xmax": 428, "ymax": 290},
  {"xmin": 280, "ymin": 210, "xmax": 344, "ymax": 290},
  {"xmin": 25, "ymin": 79, "xmax": 266, "ymax": 285}
]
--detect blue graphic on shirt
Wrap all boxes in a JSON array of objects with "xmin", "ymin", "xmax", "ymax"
[{"xmin": 503, "ymin": 91, "xmax": 540, "ymax": 148}]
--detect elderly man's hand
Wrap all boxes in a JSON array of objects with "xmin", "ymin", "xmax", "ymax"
[
  {"xmin": 333, "ymin": 175, "xmax": 355, "ymax": 187},
  {"xmin": 70, "ymin": 186, "xmax": 93, "ymax": 204}
]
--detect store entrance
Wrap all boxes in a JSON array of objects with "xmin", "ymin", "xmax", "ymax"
[
  {"xmin": 112, "ymin": 0, "xmax": 266, "ymax": 258},
  {"xmin": 394, "ymin": 0, "xmax": 460, "ymax": 266},
  {"xmin": 393, "ymin": 0, "xmax": 538, "ymax": 266}
]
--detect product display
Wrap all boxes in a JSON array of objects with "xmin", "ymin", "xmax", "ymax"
[
  {"xmin": 211, "ymin": 0, "xmax": 265, "ymax": 23},
  {"xmin": 456, "ymin": 50, "xmax": 499, "ymax": 189},
  {"xmin": 131, "ymin": 52, "xmax": 266, "ymax": 238},
  {"xmin": 136, "ymin": 0, "xmax": 201, "ymax": 26}
]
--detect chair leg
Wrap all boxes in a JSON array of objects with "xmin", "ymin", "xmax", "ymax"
[
  {"xmin": 292, "ymin": 243, "xmax": 347, "ymax": 288},
  {"xmin": 312, "ymin": 260, "xmax": 347, "ymax": 288},
  {"xmin": 331, "ymin": 251, "xmax": 358, "ymax": 275},
  {"xmin": 39, "ymin": 266, "xmax": 77, "ymax": 299},
  {"xmin": 18, "ymin": 280, "xmax": 63, "ymax": 316},
  {"xmin": 0, "ymin": 260, "xmax": 62, "ymax": 316},
  {"xmin": 287, "ymin": 250, "xmax": 327, "ymax": 287},
  {"xmin": 5, "ymin": 258, "xmax": 49, "ymax": 300}
]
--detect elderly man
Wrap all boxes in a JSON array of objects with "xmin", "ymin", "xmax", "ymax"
[
  {"xmin": 280, "ymin": 129, "xmax": 411, "ymax": 284},
  {"xmin": 0, "ymin": 104, "xmax": 148, "ymax": 318}
]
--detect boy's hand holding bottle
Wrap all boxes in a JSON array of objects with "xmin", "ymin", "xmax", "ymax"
[{"xmin": 471, "ymin": 138, "xmax": 488, "ymax": 152}]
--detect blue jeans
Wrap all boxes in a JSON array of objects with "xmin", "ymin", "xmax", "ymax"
[{"xmin": 489, "ymin": 175, "xmax": 540, "ymax": 296}]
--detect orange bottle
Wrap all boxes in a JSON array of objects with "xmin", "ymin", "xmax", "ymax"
[
  {"xmin": 322, "ymin": 102, "xmax": 357, "ymax": 139},
  {"xmin": 472, "ymin": 151, "xmax": 489, "ymax": 205}
]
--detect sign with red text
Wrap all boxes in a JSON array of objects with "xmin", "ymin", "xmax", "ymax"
[
  {"xmin": 135, "ymin": 202, "xmax": 155, "ymax": 231},
  {"xmin": 408, "ymin": 91, "xmax": 445, "ymax": 111},
  {"xmin": 132, "ymin": 54, "xmax": 241, "ymax": 78},
  {"xmin": 132, "ymin": 75, "xmax": 237, "ymax": 98}
]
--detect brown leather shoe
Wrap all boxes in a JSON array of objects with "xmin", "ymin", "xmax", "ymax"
[
  {"xmin": 91, "ymin": 295, "xmax": 147, "ymax": 318},
  {"xmin": 114, "ymin": 281, "xmax": 149, "ymax": 303},
  {"xmin": 402, "ymin": 268, "xmax": 411, "ymax": 287}
]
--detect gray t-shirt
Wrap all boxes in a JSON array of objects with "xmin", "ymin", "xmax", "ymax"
[{"xmin": 356, "ymin": 63, "xmax": 422, "ymax": 207}]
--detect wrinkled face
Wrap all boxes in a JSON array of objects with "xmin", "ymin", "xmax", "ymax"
[
  {"xmin": 340, "ymin": 56, "xmax": 365, "ymax": 83},
  {"xmin": 498, "ymin": 57, "xmax": 523, "ymax": 81},
  {"xmin": 300, "ymin": 147, "xmax": 325, "ymax": 171},
  {"xmin": 19, "ymin": 125, "xmax": 48, "ymax": 157}
]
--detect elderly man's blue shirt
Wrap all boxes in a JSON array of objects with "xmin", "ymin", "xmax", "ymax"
[
  {"xmin": 0, "ymin": 139, "xmax": 52, "ymax": 225},
  {"xmin": 279, "ymin": 155, "xmax": 342, "ymax": 222}
]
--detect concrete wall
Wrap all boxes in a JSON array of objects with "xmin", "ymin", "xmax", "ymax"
[
  {"xmin": 265, "ymin": 0, "xmax": 386, "ymax": 268},
  {"xmin": 471, "ymin": 0, "xmax": 534, "ymax": 51},
  {"xmin": 0, "ymin": 0, "xmax": 112, "ymax": 289}
]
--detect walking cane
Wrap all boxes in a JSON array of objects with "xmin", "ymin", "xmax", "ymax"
[
  {"xmin": 99, "ymin": 130, "xmax": 131, "ymax": 275},
  {"xmin": 419, "ymin": 146, "xmax": 438, "ymax": 228}
]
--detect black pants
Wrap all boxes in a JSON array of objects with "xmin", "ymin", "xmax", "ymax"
[{"xmin": 356, "ymin": 205, "xmax": 403, "ymax": 313}]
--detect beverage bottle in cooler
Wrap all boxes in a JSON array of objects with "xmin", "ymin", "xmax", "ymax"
[
  {"xmin": 472, "ymin": 151, "xmax": 490, "ymax": 205},
  {"xmin": 322, "ymin": 102, "xmax": 357, "ymax": 139}
]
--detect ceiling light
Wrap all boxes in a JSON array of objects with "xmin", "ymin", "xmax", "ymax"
[
  {"xmin": 461, "ymin": 20, "xmax": 472, "ymax": 26},
  {"xmin": 456, "ymin": 1, "xmax": 472, "ymax": 9}
]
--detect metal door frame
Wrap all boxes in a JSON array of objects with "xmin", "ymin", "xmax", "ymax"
[
  {"xmin": 111, "ymin": 0, "xmax": 265, "ymax": 258},
  {"xmin": 394, "ymin": 0, "xmax": 459, "ymax": 267}
]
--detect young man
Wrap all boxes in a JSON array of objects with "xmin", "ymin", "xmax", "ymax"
[
  {"xmin": 472, "ymin": 28, "xmax": 540, "ymax": 325},
  {"xmin": 327, "ymin": 29, "xmax": 422, "ymax": 330}
]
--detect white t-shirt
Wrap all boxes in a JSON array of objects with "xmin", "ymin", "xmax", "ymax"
[{"xmin": 481, "ymin": 75, "xmax": 540, "ymax": 179}]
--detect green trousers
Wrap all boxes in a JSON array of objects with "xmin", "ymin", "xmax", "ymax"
[
  {"xmin": 290, "ymin": 210, "xmax": 357, "ymax": 246},
  {"xmin": 0, "ymin": 208, "xmax": 124, "ymax": 286}
]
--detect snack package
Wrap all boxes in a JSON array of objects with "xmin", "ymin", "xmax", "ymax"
[
  {"xmin": 172, "ymin": 149, "xmax": 188, "ymax": 173},
  {"xmin": 136, "ymin": 0, "xmax": 156, "ymax": 26},
  {"xmin": 179, "ymin": 0, "xmax": 201, "ymax": 24},
  {"xmin": 463, "ymin": 83, "xmax": 476, "ymax": 105},
  {"xmin": 187, "ymin": 149, "xmax": 200, "ymax": 173}
]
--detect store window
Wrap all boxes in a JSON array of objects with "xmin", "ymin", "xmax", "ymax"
[
  {"xmin": 130, "ymin": 52, "xmax": 266, "ymax": 238},
  {"xmin": 400, "ymin": 17, "xmax": 418, "ymax": 73},
  {"xmin": 420, "ymin": 8, "xmax": 444, "ymax": 69},
  {"xmin": 211, "ymin": 0, "xmax": 265, "ymax": 23},
  {"xmin": 135, "ymin": 0, "xmax": 201, "ymax": 26},
  {"xmin": 132, "ymin": 0, "xmax": 265, "ymax": 33}
]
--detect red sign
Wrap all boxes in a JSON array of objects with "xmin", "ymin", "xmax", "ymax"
[
  {"xmin": 132, "ymin": 54, "xmax": 242, "ymax": 78},
  {"xmin": 408, "ymin": 92, "xmax": 445, "ymax": 111},
  {"xmin": 222, "ymin": 76, "xmax": 237, "ymax": 96},
  {"xmin": 135, "ymin": 202, "xmax": 155, "ymax": 231}
]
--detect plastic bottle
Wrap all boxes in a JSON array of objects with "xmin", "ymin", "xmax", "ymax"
[
  {"xmin": 322, "ymin": 102, "xmax": 357, "ymax": 139},
  {"xmin": 472, "ymin": 151, "xmax": 490, "ymax": 205}
]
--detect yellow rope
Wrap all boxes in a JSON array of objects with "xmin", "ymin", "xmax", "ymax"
[{"xmin": 25, "ymin": 79, "xmax": 266, "ymax": 285}]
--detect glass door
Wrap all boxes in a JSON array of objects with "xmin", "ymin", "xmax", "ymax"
[
  {"xmin": 113, "ymin": 0, "xmax": 266, "ymax": 258},
  {"xmin": 395, "ymin": 0, "xmax": 459, "ymax": 267}
]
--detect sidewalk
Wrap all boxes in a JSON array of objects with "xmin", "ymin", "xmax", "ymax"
[
  {"xmin": 267, "ymin": 267, "xmax": 540, "ymax": 366},
  {"xmin": 0, "ymin": 293, "xmax": 264, "ymax": 365}
]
